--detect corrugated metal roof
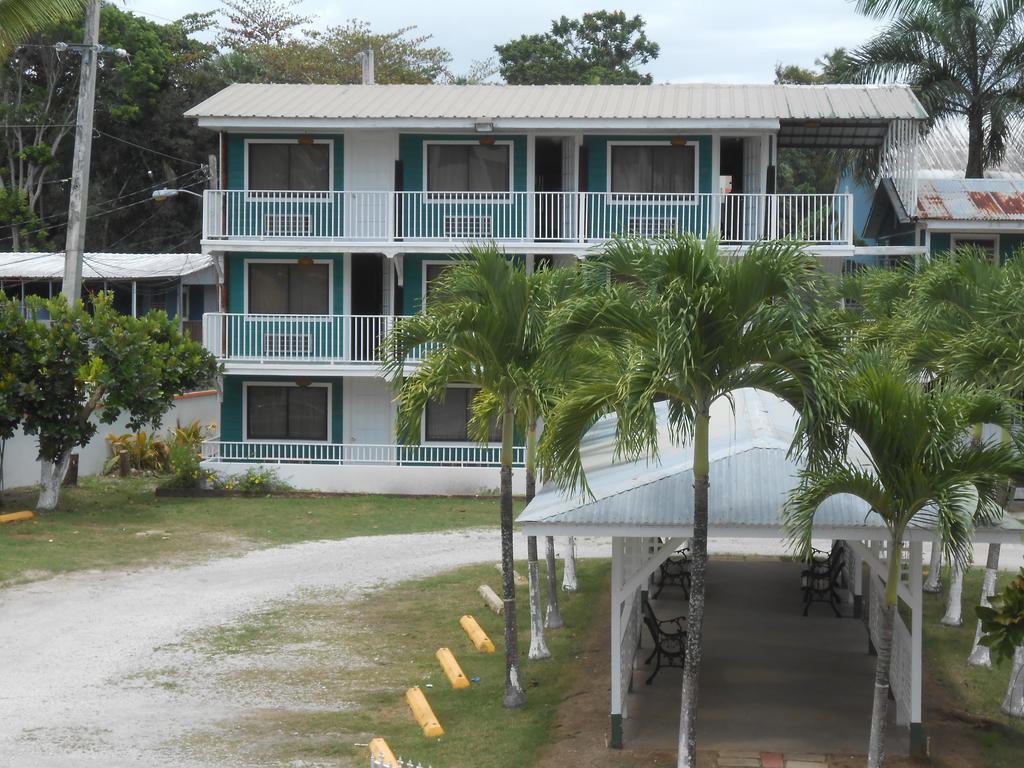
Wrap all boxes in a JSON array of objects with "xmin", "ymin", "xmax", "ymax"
[
  {"xmin": 916, "ymin": 179, "xmax": 1024, "ymax": 221},
  {"xmin": 919, "ymin": 119, "xmax": 1024, "ymax": 179},
  {"xmin": 518, "ymin": 388, "xmax": 879, "ymax": 533},
  {"xmin": 186, "ymin": 83, "xmax": 927, "ymax": 123},
  {"xmin": 0, "ymin": 252, "xmax": 215, "ymax": 280}
]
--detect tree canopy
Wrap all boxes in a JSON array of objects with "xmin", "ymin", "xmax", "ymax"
[{"xmin": 496, "ymin": 10, "xmax": 659, "ymax": 84}]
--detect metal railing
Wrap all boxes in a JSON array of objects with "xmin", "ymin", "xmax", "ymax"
[
  {"xmin": 203, "ymin": 190, "xmax": 854, "ymax": 245},
  {"xmin": 201, "ymin": 312, "xmax": 417, "ymax": 364},
  {"xmin": 202, "ymin": 440, "xmax": 525, "ymax": 467}
]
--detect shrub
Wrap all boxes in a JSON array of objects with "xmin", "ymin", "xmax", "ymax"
[
  {"xmin": 215, "ymin": 467, "xmax": 291, "ymax": 493},
  {"xmin": 105, "ymin": 431, "xmax": 169, "ymax": 474},
  {"xmin": 169, "ymin": 420, "xmax": 216, "ymax": 451},
  {"xmin": 164, "ymin": 444, "xmax": 204, "ymax": 489}
]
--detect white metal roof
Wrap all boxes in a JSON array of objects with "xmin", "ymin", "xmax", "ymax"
[
  {"xmin": 0, "ymin": 252, "xmax": 215, "ymax": 280},
  {"xmin": 919, "ymin": 119, "xmax": 1024, "ymax": 179},
  {"xmin": 517, "ymin": 388, "xmax": 1023, "ymax": 543},
  {"xmin": 186, "ymin": 83, "xmax": 927, "ymax": 127}
]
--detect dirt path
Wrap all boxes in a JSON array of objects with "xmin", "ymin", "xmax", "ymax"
[{"xmin": 0, "ymin": 529, "xmax": 506, "ymax": 768}]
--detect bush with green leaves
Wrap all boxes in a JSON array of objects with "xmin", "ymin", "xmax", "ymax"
[
  {"xmin": 214, "ymin": 467, "xmax": 291, "ymax": 493},
  {"xmin": 978, "ymin": 568, "xmax": 1024, "ymax": 664}
]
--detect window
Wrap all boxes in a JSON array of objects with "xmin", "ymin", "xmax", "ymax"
[
  {"xmin": 426, "ymin": 144, "xmax": 510, "ymax": 193},
  {"xmin": 247, "ymin": 385, "xmax": 329, "ymax": 441},
  {"xmin": 951, "ymin": 235, "xmax": 999, "ymax": 263},
  {"xmin": 610, "ymin": 144, "xmax": 697, "ymax": 195},
  {"xmin": 247, "ymin": 142, "xmax": 330, "ymax": 192},
  {"xmin": 248, "ymin": 262, "xmax": 329, "ymax": 314},
  {"xmin": 423, "ymin": 262, "xmax": 452, "ymax": 305},
  {"xmin": 425, "ymin": 387, "xmax": 502, "ymax": 442}
]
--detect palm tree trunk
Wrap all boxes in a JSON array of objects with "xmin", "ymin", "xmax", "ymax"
[
  {"xmin": 544, "ymin": 536, "xmax": 563, "ymax": 628},
  {"xmin": 966, "ymin": 106, "xmax": 985, "ymax": 179},
  {"xmin": 922, "ymin": 544, "xmax": 942, "ymax": 593},
  {"xmin": 562, "ymin": 536, "xmax": 578, "ymax": 592},
  {"xmin": 967, "ymin": 543, "xmax": 1000, "ymax": 667},
  {"xmin": 36, "ymin": 451, "xmax": 69, "ymax": 511},
  {"xmin": 500, "ymin": 402, "xmax": 526, "ymax": 708},
  {"xmin": 941, "ymin": 562, "xmax": 964, "ymax": 626},
  {"xmin": 677, "ymin": 409, "xmax": 710, "ymax": 768},
  {"xmin": 525, "ymin": 416, "xmax": 549, "ymax": 660},
  {"xmin": 1003, "ymin": 645, "xmax": 1024, "ymax": 718},
  {"xmin": 867, "ymin": 542, "xmax": 901, "ymax": 768}
]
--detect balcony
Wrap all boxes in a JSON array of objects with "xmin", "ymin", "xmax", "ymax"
[
  {"xmin": 202, "ymin": 312, "xmax": 431, "ymax": 373},
  {"xmin": 202, "ymin": 190, "xmax": 855, "ymax": 250},
  {"xmin": 202, "ymin": 440, "xmax": 524, "ymax": 467}
]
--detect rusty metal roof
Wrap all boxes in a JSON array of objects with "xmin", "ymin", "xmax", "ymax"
[
  {"xmin": 916, "ymin": 178, "xmax": 1024, "ymax": 221},
  {"xmin": 186, "ymin": 83, "xmax": 927, "ymax": 126}
]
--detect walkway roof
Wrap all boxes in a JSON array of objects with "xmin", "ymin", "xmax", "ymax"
[
  {"xmin": 0, "ymin": 252, "xmax": 215, "ymax": 281},
  {"xmin": 517, "ymin": 388, "xmax": 1023, "ymax": 544}
]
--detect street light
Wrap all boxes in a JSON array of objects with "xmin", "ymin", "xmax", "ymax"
[{"xmin": 151, "ymin": 187, "xmax": 203, "ymax": 202}]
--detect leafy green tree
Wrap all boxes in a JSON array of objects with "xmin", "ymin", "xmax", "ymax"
[
  {"xmin": 785, "ymin": 351, "xmax": 1022, "ymax": 767},
  {"xmin": 0, "ymin": 0, "xmax": 86, "ymax": 54},
  {"xmin": 977, "ymin": 568, "xmax": 1024, "ymax": 717},
  {"xmin": 215, "ymin": 0, "xmax": 311, "ymax": 51},
  {"xmin": 17, "ymin": 293, "xmax": 219, "ymax": 511},
  {"xmin": 496, "ymin": 10, "xmax": 659, "ymax": 84},
  {"xmin": 542, "ymin": 234, "xmax": 834, "ymax": 767},
  {"xmin": 851, "ymin": 0, "xmax": 1024, "ymax": 177},
  {"xmin": 382, "ymin": 247, "xmax": 548, "ymax": 708},
  {"xmin": 0, "ymin": 295, "xmax": 31, "ymax": 498}
]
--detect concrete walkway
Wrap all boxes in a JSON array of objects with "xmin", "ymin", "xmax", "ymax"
[{"xmin": 623, "ymin": 559, "xmax": 905, "ymax": 757}]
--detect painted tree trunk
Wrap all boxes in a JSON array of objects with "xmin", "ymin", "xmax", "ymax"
[
  {"xmin": 544, "ymin": 536, "xmax": 563, "ymax": 629},
  {"xmin": 941, "ymin": 562, "xmax": 965, "ymax": 626},
  {"xmin": 867, "ymin": 551, "xmax": 900, "ymax": 768},
  {"xmin": 1002, "ymin": 645, "xmax": 1024, "ymax": 718},
  {"xmin": 499, "ymin": 405, "xmax": 526, "ymax": 708},
  {"xmin": 562, "ymin": 536, "xmax": 578, "ymax": 592},
  {"xmin": 677, "ymin": 411, "xmax": 709, "ymax": 768},
  {"xmin": 526, "ymin": 535, "xmax": 550, "ymax": 659},
  {"xmin": 36, "ymin": 452, "xmax": 70, "ymax": 511},
  {"xmin": 922, "ymin": 544, "xmax": 943, "ymax": 594},
  {"xmin": 967, "ymin": 543, "xmax": 1001, "ymax": 668}
]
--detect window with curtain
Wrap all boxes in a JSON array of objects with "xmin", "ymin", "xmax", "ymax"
[
  {"xmin": 425, "ymin": 387, "xmax": 502, "ymax": 442},
  {"xmin": 248, "ymin": 262, "xmax": 329, "ymax": 314},
  {"xmin": 248, "ymin": 143, "xmax": 330, "ymax": 191},
  {"xmin": 610, "ymin": 144, "xmax": 696, "ymax": 195},
  {"xmin": 247, "ymin": 385, "xmax": 329, "ymax": 441},
  {"xmin": 426, "ymin": 144, "xmax": 510, "ymax": 192}
]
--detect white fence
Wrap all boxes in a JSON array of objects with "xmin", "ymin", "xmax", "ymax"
[{"xmin": 203, "ymin": 190, "xmax": 854, "ymax": 246}]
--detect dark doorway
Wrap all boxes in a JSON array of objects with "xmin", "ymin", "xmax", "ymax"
[
  {"xmin": 719, "ymin": 138, "xmax": 747, "ymax": 242},
  {"xmin": 350, "ymin": 253, "xmax": 384, "ymax": 361},
  {"xmin": 535, "ymin": 137, "xmax": 571, "ymax": 240}
]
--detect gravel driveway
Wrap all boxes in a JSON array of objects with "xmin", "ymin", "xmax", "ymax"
[{"xmin": 0, "ymin": 529, "xmax": 506, "ymax": 768}]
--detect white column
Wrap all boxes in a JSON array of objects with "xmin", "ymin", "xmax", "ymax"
[
  {"xmin": 131, "ymin": 280, "xmax": 137, "ymax": 317},
  {"xmin": 910, "ymin": 540, "xmax": 924, "ymax": 754},
  {"xmin": 610, "ymin": 536, "xmax": 624, "ymax": 747}
]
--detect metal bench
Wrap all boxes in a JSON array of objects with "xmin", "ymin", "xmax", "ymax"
[
  {"xmin": 653, "ymin": 547, "xmax": 691, "ymax": 600},
  {"xmin": 641, "ymin": 594, "xmax": 687, "ymax": 684},
  {"xmin": 801, "ymin": 541, "xmax": 845, "ymax": 617}
]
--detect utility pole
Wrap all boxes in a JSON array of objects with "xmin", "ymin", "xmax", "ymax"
[
  {"xmin": 61, "ymin": 0, "xmax": 102, "ymax": 302},
  {"xmin": 358, "ymin": 48, "xmax": 375, "ymax": 84}
]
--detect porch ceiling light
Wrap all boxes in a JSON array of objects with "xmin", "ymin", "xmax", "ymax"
[
  {"xmin": 670, "ymin": 137, "xmax": 688, "ymax": 146},
  {"xmin": 474, "ymin": 119, "xmax": 494, "ymax": 133}
]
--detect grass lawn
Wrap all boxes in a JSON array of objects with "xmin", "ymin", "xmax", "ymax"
[
  {"xmin": 169, "ymin": 559, "xmax": 610, "ymax": 768},
  {"xmin": 0, "ymin": 476, "xmax": 509, "ymax": 585},
  {"xmin": 924, "ymin": 565, "xmax": 1024, "ymax": 768}
]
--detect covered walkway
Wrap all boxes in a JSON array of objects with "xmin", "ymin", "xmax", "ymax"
[{"xmin": 626, "ymin": 559, "xmax": 903, "ymax": 756}]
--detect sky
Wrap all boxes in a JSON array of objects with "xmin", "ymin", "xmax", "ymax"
[{"xmin": 122, "ymin": 0, "xmax": 886, "ymax": 83}]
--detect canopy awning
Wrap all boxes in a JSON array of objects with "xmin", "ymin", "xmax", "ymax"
[{"xmin": 518, "ymin": 388, "xmax": 1023, "ymax": 544}]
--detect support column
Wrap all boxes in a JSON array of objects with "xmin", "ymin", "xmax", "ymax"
[
  {"xmin": 610, "ymin": 536, "xmax": 623, "ymax": 749},
  {"xmin": 131, "ymin": 280, "xmax": 137, "ymax": 317},
  {"xmin": 851, "ymin": 544, "xmax": 864, "ymax": 619},
  {"xmin": 910, "ymin": 541, "xmax": 926, "ymax": 757}
]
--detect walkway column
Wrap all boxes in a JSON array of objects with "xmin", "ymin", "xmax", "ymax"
[
  {"xmin": 610, "ymin": 536, "xmax": 623, "ymax": 749},
  {"xmin": 910, "ymin": 541, "xmax": 925, "ymax": 757}
]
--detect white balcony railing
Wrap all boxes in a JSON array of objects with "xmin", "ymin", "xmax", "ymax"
[
  {"xmin": 201, "ymin": 313, "xmax": 420, "ymax": 364},
  {"xmin": 203, "ymin": 190, "xmax": 854, "ymax": 246},
  {"xmin": 202, "ymin": 440, "xmax": 525, "ymax": 467}
]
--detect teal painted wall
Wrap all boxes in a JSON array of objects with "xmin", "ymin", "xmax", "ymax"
[
  {"xmin": 582, "ymin": 135, "xmax": 714, "ymax": 195},
  {"xmin": 929, "ymin": 232, "xmax": 951, "ymax": 255},
  {"xmin": 1001, "ymin": 234, "xmax": 1024, "ymax": 261},
  {"xmin": 226, "ymin": 134, "xmax": 344, "ymax": 191},
  {"xmin": 226, "ymin": 252, "xmax": 345, "ymax": 314},
  {"xmin": 401, "ymin": 253, "xmax": 460, "ymax": 315},
  {"xmin": 221, "ymin": 374, "xmax": 343, "ymax": 443}
]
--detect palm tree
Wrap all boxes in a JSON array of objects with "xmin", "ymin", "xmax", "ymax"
[
  {"xmin": 542, "ymin": 234, "xmax": 836, "ymax": 768},
  {"xmin": 382, "ymin": 246, "xmax": 551, "ymax": 708},
  {"xmin": 785, "ymin": 351, "xmax": 1021, "ymax": 768},
  {"xmin": 850, "ymin": 0, "xmax": 1024, "ymax": 177},
  {"xmin": 0, "ymin": 0, "xmax": 88, "ymax": 53}
]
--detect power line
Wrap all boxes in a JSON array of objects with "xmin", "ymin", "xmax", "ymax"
[{"xmin": 95, "ymin": 130, "xmax": 207, "ymax": 168}]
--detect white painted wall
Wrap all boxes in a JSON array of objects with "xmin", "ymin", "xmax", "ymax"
[
  {"xmin": 204, "ymin": 460, "xmax": 526, "ymax": 496},
  {"xmin": 1, "ymin": 391, "xmax": 219, "ymax": 492}
]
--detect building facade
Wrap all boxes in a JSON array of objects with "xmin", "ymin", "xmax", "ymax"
[{"xmin": 185, "ymin": 82, "xmax": 926, "ymax": 493}]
